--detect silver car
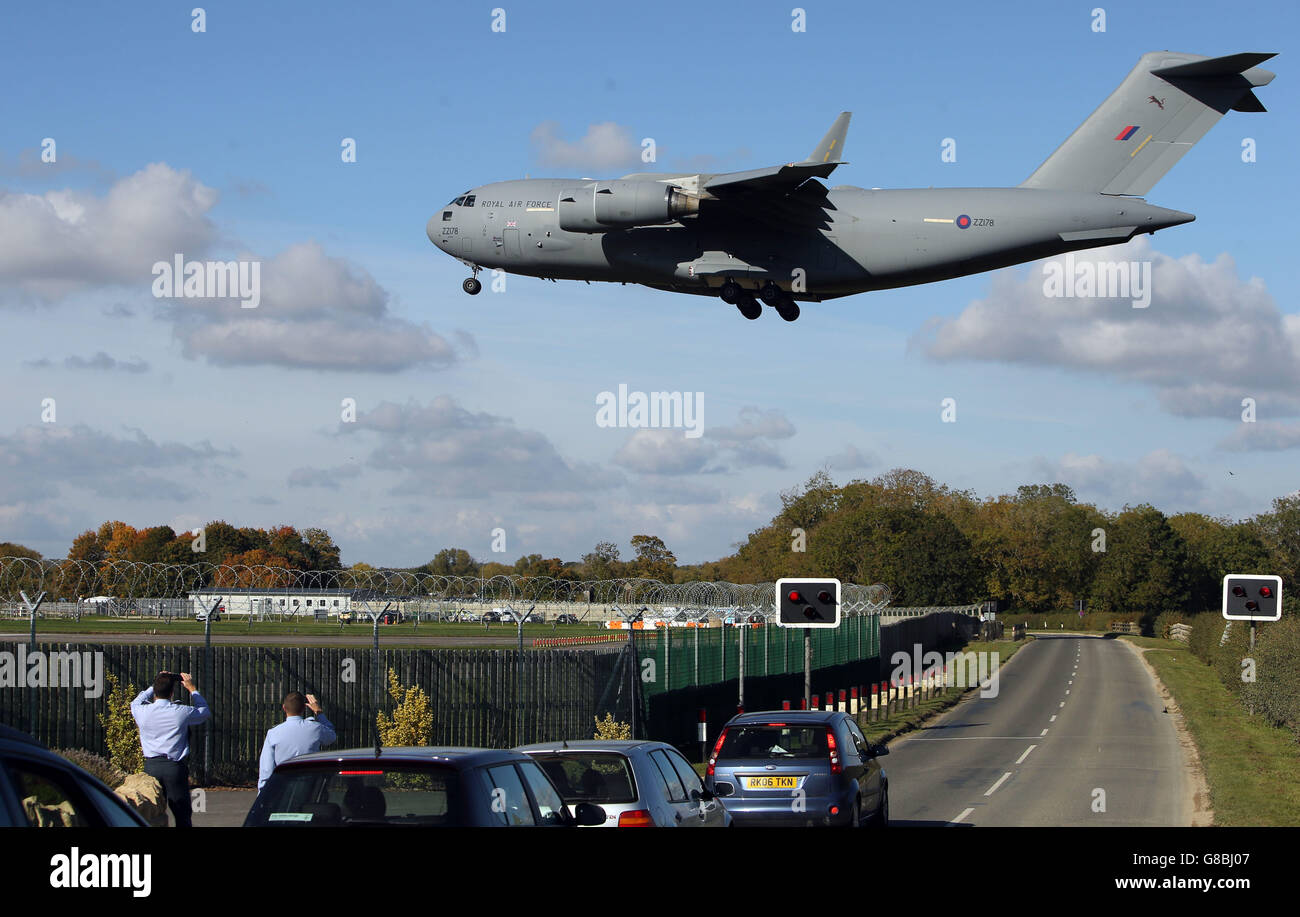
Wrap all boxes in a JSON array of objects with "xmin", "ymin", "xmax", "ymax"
[{"xmin": 517, "ymin": 740, "xmax": 730, "ymax": 827}]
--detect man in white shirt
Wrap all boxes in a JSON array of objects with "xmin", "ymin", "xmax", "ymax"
[
  {"xmin": 131, "ymin": 671, "xmax": 211, "ymax": 827},
  {"xmin": 257, "ymin": 692, "xmax": 337, "ymax": 792}
]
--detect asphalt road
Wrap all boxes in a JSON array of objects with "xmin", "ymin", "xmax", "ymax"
[{"xmin": 887, "ymin": 634, "xmax": 1188, "ymax": 827}]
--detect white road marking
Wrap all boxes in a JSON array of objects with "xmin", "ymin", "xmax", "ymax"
[
  {"xmin": 985, "ymin": 772, "xmax": 1013, "ymax": 796},
  {"xmin": 1066, "ymin": 690, "xmax": 1070, "ymax": 694},
  {"xmin": 949, "ymin": 807, "xmax": 975, "ymax": 825},
  {"xmin": 1016, "ymin": 745, "xmax": 1038, "ymax": 764},
  {"xmin": 1059, "ymin": 702, "xmax": 1065, "ymax": 708},
  {"xmin": 1050, "ymin": 715, "xmax": 1057, "ymax": 722},
  {"xmin": 1040, "ymin": 728, "xmax": 1049, "ymax": 736}
]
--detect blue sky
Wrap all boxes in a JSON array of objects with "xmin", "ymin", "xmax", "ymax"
[{"xmin": 1, "ymin": 0, "xmax": 1296, "ymax": 566}]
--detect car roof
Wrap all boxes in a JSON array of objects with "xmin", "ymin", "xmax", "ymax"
[
  {"xmin": 0, "ymin": 724, "xmax": 46, "ymax": 748},
  {"xmin": 278, "ymin": 746, "xmax": 529, "ymax": 768},
  {"xmin": 726, "ymin": 710, "xmax": 842, "ymax": 725},
  {"xmin": 516, "ymin": 740, "xmax": 667, "ymax": 753}
]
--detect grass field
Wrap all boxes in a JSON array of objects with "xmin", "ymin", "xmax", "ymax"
[{"xmin": 1123, "ymin": 635, "xmax": 1300, "ymax": 826}]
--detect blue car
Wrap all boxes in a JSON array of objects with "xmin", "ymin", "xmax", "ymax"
[
  {"xmin": 705, "ymin": 710, "xmax": 889, "ymax": 827},
  {"xmin": 245, "ymin": 746, "xmax": 606, "ymax": 827}
]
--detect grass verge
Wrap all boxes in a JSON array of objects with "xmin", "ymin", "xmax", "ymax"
[{"xmin": 1122, "ymin": 635, "xmax": 1300, "ymax": 826}]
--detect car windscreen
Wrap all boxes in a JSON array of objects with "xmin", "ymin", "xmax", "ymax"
[
  {"xmin": 249, "ymin": 763, "xmax": 463, "ymax": 826},
  {"xmin": 531, "ymin": 753, "xmax": 637, "ymax": 804},
  {"xmin": 718, "ymin": 725, "xmax": 829, "ymax": 760}
]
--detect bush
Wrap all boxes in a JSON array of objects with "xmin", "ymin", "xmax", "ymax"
[
  {"xmin": 99, "ymin": 672, "xmax": 143, "ymax": 774},
  {"xmin": 1242, "ymin": 616, "xmax": 1300, "ymax": 740},
  {"xmin": 53, "ymin": 748, "xmax": 125, "ymax": 789},
  {"xmin": 593, "ymin": 713, "xmax": 632, "ymax": 740},
  {"xmin": 376, "ymin": 668, "xmax": 433, "ymax": 747}
]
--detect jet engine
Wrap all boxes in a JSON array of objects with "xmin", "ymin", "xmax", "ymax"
[{"xmin": 558, "ymin": 181, "xmax": 699, "ymax": 232}]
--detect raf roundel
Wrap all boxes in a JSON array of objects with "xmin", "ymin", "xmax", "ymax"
[{"xmin": 956, "ymin": 214, "xmax": 972, "ymax": 229}]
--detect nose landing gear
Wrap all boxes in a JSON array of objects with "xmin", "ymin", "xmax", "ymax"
[{"xmin": 462, "ymin": 275, "xmax": 482, "ymax": 295}]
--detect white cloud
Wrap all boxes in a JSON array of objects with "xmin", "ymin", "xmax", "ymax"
[
  {"xmin": 168, "ymin": 241, "xmax": 466, "ymax": 372},
  {"xmin": 530, "ymin": 121, "xmax": 643, "ymax": 171},
  {"xmin": 913, "ymin": 236, "xmax": 1300, "ymax": 418},
  {"xmin": 0, "ymin": 163, "xmax": 217, "ymax": 300},
  {"xmin": 1220, "ymin": 421, "xmax": 1300, "ymax": 452}
]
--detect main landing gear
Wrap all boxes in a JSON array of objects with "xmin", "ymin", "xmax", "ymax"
[
  {"xmin": 719, "ymin": 280, "xmax": 800, "ymax": 321},
  {"xmin": 462, "ymin": 266, "xmax": 482, "ymax": 295}
]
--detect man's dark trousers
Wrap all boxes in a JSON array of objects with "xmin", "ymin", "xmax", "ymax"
[{"xmin": 144, "ymin": 757, "xmax": 193, "ymax": 827}]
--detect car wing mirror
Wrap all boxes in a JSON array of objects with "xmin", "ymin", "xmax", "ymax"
[
  {"xmin": 871, "ymin": 744, "xmax": 890, "ymax": 757},
  {"xmin": 573, "ymin": 802, "xmax": 607, "ymax": 826},
  {"xmin": 712, "ymin": 781, "xmax": 736, "ymax": 798}
]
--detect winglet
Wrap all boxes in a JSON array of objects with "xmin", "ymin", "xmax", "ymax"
[{"xmin": 805, "ymin": 112, "xmax": 851, "ymax": 165}]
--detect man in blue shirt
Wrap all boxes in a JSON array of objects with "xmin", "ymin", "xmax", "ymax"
[
  {"xmin": 130, "ymin": 671, "xmax": 211, "ymax": 828},
  {"xmin": 257, "ymin": 692, "xmax": 337, "ymax": 792}
]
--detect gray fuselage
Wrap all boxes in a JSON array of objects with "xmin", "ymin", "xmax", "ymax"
[{"xmin": 427, "ymin": 179, "xmax": 1193, "ymax": 301}]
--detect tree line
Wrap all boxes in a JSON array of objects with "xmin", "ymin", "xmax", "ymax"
[{"xmin": 5, "ymin": 469, "xmax": 1296, "ymax": 626}]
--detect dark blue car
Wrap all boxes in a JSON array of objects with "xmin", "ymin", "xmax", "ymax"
[
  {"xmin": 705, "ymin": 710, "xmax": 889, "ymax": 827},
  {"xmin": 245, "ymin": 746, "xmax": 605, "ymax": 827}
]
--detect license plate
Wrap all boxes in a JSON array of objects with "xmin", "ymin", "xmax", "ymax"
[{"xmin": 743, "ymin": 775, "xmax": 799, "ymax": 789}]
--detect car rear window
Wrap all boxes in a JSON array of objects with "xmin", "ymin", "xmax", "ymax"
[
  {"xmin": 250, "ymin": 763, "xmax": 462, "ymax": 826},
  {"xmin": 531, "ymin": 753, "xmax": 637, "ymax": 804},
  {"xmin": 718, "ymin": 725, "xmax": 830, "ymax": 760}
]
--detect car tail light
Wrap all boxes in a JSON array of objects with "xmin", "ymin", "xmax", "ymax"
[
  {"xmin": 618, "ymin": 809, "xmax": 655, "ymax": 827},
  {"xmin": 826, "ymin": 728, "xmax": 842, "ymax": 775},
  {"xmin": 706, "ymin": 727, "xmax": 729, "ymax": 777}
]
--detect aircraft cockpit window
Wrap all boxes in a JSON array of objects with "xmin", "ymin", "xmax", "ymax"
[
  {"xmin": 442, "ymin": 211, "xmax": 453, "ymax": 221},
  {"xmin": 464, "ymin": 195, "xmax": 476, "ymax": 207},
  {"xmin": 452, "ymin": 196, "xmax": 466, "ymax": 206}
]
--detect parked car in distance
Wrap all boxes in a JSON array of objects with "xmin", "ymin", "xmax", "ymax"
[
  {"xmin": 517, "ymin": 740, "xmax": 730, "ymax": 827},
  {"xmin": 482, "ymin": 610, "xmax": 504, "ymax": 623},
  {"xmin": 522, "ymin": 612, "xmax": 544, "ymax": 624},
  {"xmin": 244, "ymin": 746, "xmax": 605, "ymax": 827},
  {"xmin": 555, "ymin": 613, "xmax": 580, "ymax": 624},
  {"xmin": 458, "ymin": 611, "xmax": 481, "ymax": 622},
  {"xmin": 0, "ymin": 725, "xmax": 148, "ymax": 827},
  {"xmin": 338, "ymin": 611, "xmax": 355, "ymax": 623},
  {"xmin": 705, "ymin": 710, "xmax": 888, "ymax": 827}
]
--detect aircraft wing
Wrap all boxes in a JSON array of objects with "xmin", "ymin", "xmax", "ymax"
[{"xmin": 703, "ymin": 112, "xmax": 851, "ymax": 195}]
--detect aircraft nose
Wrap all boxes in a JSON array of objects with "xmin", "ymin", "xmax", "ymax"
[{"xmin": 426, "ymin": 213, "xmax": 441, "ymax": 245}]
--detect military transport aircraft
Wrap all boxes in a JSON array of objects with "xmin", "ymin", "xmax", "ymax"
[{"xmin": 428, "ymin": 51, "xmax": 1275, "ymax": 321}]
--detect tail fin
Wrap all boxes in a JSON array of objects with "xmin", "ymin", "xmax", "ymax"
[{"xmin": 1021, "ymin": 51, "xmax": 1276, "ymax": 196}]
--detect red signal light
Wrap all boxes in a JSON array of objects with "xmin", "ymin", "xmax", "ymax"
[
  {"xmin": 1259, "ymin": 586, "xmax": 1273, "ymax": 598},
  {"xmin": 787, "ymin": 590, "xmax": 802, "ymax": 602}
]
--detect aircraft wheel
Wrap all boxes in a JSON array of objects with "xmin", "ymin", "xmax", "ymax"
[
  {"xmin": 736, "ymin": 296, "xmax": 762, "ymax": 320},
  {"xmin": 718, "ymin": 281, "xmax": 742, "ymax": 304},
  {"xmin": 463, "ymin": 277, "xmax": 482, "ymax": 295},
  {"xmin": 776, "ymin": 300, "xmax": 800, "ymax": 322},
  {"xmin": 759, "ymin": 282, "xmax": 783, "ymax": 307}
]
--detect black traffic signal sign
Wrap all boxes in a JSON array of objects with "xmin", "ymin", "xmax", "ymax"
[
  {"xmin": 775, "ymin": 578, "xmax": 841, "ymax": 629},
  {"xmin": 1221, "ymin": 574, "xmax": 1282, "ymax": 621}
]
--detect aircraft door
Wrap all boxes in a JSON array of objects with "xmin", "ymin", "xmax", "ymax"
[{"xmin": 503, "ymin": 228, "xmax": 522, "ymax": 259}]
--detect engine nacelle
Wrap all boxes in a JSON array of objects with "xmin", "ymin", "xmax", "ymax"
[{"xmin": 558, "ymin": 180, "xmax": 699, "ymax": 233}]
